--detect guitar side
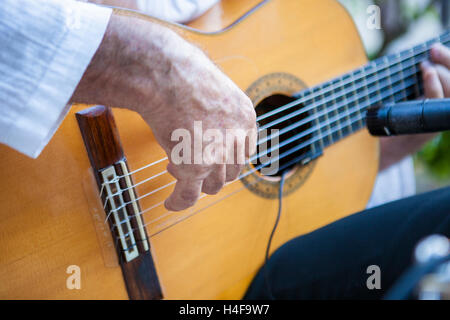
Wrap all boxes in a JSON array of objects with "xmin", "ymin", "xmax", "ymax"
[{"xmin": 0, "ymin": 0, "xmax": 378, "ymax": 299}]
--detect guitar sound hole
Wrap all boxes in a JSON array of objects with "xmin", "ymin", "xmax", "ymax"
[{"xmin": 255, "ymin": 94, "xmax": 312, "ymax": 177}]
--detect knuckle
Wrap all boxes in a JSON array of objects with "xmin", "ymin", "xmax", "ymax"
[
  {"xmin": 247, "ymin": 108, "xmax": 257, "ymax": 124},
  {"xmin": 239, "ymin": 108, "xmax": 256, "ymax": 128},
  {"xmin": 179, "ymin": 189, "xmax": 198, "ymax": 204},
  {"xmin": 205, "ymin": 182, "xmax": 223, "ymax": 194},
  {"xmin": 242, "ymin": 94, "xmax": 253, "ymax": 108},
  {"xmin": 213, "ymin": 176, "xmax": 225, "ymax": 188},
  {"xmin": 226, "ymin": 165, "xmax": 241, "ymax": 180},
  {"xmin": 213, "ymin": 183, "xmax": 224, "ymax": 192}
]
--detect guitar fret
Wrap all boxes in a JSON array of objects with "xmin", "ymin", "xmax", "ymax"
[
  {"xmin": 364, "ymin": 63, "xmax": 380, "ymax": 103},
  {"xmin": 411, "ymin": 45, "xmax": 424, "ymax": 98},
  {"xmin": 373, "ymin": 62, "xmax": 386, "ymax": 104},
  {"xmin": 382, "ymin": 56, "xmax": 396, "ymax": 103},
  {"xmin": 311, "ymin": 86, "xmax": 333, "ymax": 147},
  {"xmin": 340, "ymin": 73, "xmax": 357, "ymax": 134},
  {"xmin": 353, "ymin": 68, "xmax": 371, "ymax": 131},
  {"xmin": 395, "ymin": 52, "xmax": 408, "ymax": 101},
  {"xmin": 303, "ymin": 90, "xmax": 324, "ymax": 152},
  {"xmin": 296, "ymin": 30, "xmax": 449, "ymax": 150},
  {"xmin": 325, "ymin": 80, "xmax": 343, "ymax": 141},
  {"xmin": 350, "ymin": 70, "xmax": 364, "ymax": 131},
  {"xmin": 399, "ymin": 49, "xmax": 418, "ymax": 99}
]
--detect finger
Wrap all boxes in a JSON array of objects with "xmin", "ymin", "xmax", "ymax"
[
  {"xmin": 435, "ymin": 64, "xmax": 450, "ymax": 97},
  {"xmin": 202, "ymin": 165, "xmax": 226, "ymax": 195},
  {"xmin": 165, "ymin": 179, "xmax": 203, "ymax": 211},
  {"xmin": 240, "ymin": 95, "xmax": 257, "ymax": 158},
  {"xmin": 431, "ymin": 43, "xmax": 450, "ymax": 69},
  {"xmin": 167, "ymin": 162, "xmax": 210, "ymax": 181},
  {"xmin": 421, "ymin": 61, "xmax": 444, "ymax": 98},
  {"xmin": 245, "ymin": 127, "xmax": 258, "ymax": 158},
  {"xmin": 225, "ymin": 134, "xmax": 246, "ymax": 182},
  {"xmin": 225, "ymin": 163, "xmax": 243, "ymax": 182}
]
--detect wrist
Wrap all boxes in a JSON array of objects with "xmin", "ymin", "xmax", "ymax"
[{"xmin": 71, "ymin": 12, "xmax": 186, "ymax": 114}]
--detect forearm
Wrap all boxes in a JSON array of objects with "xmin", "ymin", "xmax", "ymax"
[
  {"xmin": 70, "ymin": 12, "xmax": 196, "ymax": 113},
  {"xmin": 379, "ymin": 133, "xmax": 436, "ymax": 171},
  {"xmin": 71, "ymin": 11, "xmax": 257, "ymax": 212}
]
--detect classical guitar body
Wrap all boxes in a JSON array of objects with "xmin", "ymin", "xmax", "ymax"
[{"xmin": 0, "ymin": 0, "xmax": 378, "ymax": 299}]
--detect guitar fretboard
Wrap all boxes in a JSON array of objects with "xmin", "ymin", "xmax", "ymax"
[{"xmin": 297, "ymin": 29, "xmax": 450, "ymax": 150}]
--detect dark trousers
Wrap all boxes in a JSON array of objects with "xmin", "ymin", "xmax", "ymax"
[{"xmin": 244, "ymin": 186, "xmax": 450, "ymax": 299}]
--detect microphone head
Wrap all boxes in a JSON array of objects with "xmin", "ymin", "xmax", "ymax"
[{"xmin": 366, "ymin": 104, "xmax": 392, "ymax": 136}]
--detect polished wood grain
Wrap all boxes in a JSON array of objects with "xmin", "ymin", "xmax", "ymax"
[
  {"xmin": 76, "ymin": 106, "xmax": 124, "ymax": 171},
  {"xmin": 76, "ymin": 105, "xmax": 162, "ymax": 300},
  {"xmin": 0, "ymin": 0, "xmax": 378, "ymax": 299}
]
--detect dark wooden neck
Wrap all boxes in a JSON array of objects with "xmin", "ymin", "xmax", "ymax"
[
  {"xmin": 301, "ymin": 29, "xmax": 450, "ymax": 149},
  {"xmin": 76, "ymin": 106, "xmax": 163, "ymax": 300}
]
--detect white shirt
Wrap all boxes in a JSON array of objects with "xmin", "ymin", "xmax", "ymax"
[
  {"xmin": 0, "ymin": 0, "xmax": 219, "ymax": 158},
  {"xmin": 367, "ymin": 156, "xmax": 416, "ymax": 208},
  {"xmin": 0, "ymin": 0, "xmax": 111, "ymax": 158},
  {"xmin": 137, "ymin": 0, "xmax": 219, "ymax": 23}
]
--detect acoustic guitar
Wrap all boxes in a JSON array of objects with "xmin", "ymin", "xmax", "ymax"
[{"xmin": 1, "ymin": 0, "xmax": 448, "ymax": 299}]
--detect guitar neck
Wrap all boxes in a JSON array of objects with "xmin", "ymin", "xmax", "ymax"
[{"xmin": 301, "ymin": 29, "xmax": 450, "ymax": 150}]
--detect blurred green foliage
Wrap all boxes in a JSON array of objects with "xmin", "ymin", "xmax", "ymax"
[{"xmin": 416, "ymin": 132, "xmax": 450, "ymax": 179}]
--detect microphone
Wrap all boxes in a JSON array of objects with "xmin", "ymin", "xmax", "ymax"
[{"xmin": 366, "ymin": 98, "xmax": 450, "ymax": 136}]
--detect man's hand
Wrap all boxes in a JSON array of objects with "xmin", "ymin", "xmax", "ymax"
[
  {"xmin": 421, "ymin": 43, "xmax": 450, "ymax": 98},
  {"xmin": 141, "ymin": 49, "xmax": 257, "ymax": 211},
  {"xmin": 71, "ymin": 13, "xmax": 257, "ymax": 211},
  {"xmin": 379, "ymin": 43, "xmax": 450, "ymax": 171}
]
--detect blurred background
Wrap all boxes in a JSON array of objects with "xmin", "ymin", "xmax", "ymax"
[{"xmin": 339, "ymin": 0, "xmax": 450, "ymax": 194}]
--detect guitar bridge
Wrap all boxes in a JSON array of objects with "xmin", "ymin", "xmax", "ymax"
[
  {"xmin": 100, "ymin": 160, "xmax": 149, "ymax": 262},
  {"xmin": 76, "ymin": 105, "xmax": 162, "ymax": 300}
]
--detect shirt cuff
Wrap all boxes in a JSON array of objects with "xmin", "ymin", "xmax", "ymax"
[{"xmin": 5, "ymin": 2, "xmax": 112, "ymax": 158}]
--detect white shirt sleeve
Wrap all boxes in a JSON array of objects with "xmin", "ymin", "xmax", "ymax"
[
  {"xmin": 366, "ymin": 156, "xmax": 416, "ymax": 209},
  {"xmin": 136, "ymin": 0, "xmax": 219, "ymax": 23},
  {"xmin": 0, "ymin": 0, "xmax": 112, "ymax": 158}
]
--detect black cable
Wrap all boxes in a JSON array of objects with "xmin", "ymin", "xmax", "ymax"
[
  {"xmin": 384, "ymin": 253, "xmax": 450, "ymax": 300},
  {"xmin": 264, "ymin": 170, "xmax": 287, "ymax": 300}
]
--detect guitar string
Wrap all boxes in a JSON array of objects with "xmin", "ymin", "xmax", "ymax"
[
  {"xmin": 145, "ymin": 128, "xmax": 332, "ymax": 238},
  {"xmin": 256, "ymin": 33, "xmax": 449, "ymax": 123},
  {"xmin": 245, "ymin": 34, "xmax": 441, "ymax": 135},
  {"xmin": 98, "ymin": 157, "xmax": 168, "ymax": 198},
  {"xmin": 110, "ymin": 82, "xmax": 417, "ymax": 238},
  {"xmin": 105, "ymin": 87, "xmax": 418, "ymax": 227},
  {"xmin": 101, "ymin": 37, "xmax": 446, "ymax": 232},
  {"xmin": 116, "ymin": 82, "xmax": 417, "ymax": 231},
  {"xmin": 248, "ymin": 64, "xmax": 420, "ymax": 158},
  {"xmin": 103, "ymin": 34, "xmax": 449, "ymax": 189},
  {"xmin": 144, "ymin": 136, "xmax": 328, "ymax": 238},
  {"xmin": 101, "ymin": 61, "xmax": 421, "ymax": 213},
  {"xmin": 139, "ymin": 72, "xmax": 425, "ymax": 236},
  {"xmin": 96, "ymin": 34, "xmax": 447, "ymax": 193},
  {"xmin": 116, "ymin": 110, "xmax": 372, "ymax": 240},
  {"xmin": 100, "ymin": 58, "xmax": 421, "ymax": 207},
  {"xmin": 104, "ymin": 71, "xmax": 420, "ymax": 220}
]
